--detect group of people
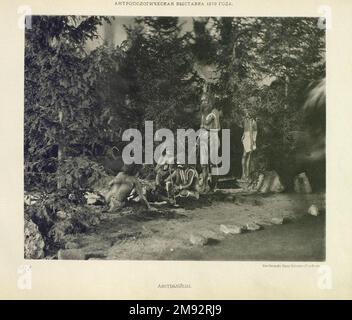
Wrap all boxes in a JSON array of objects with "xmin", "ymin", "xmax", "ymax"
[
  {"xmin": 104, "ymin": 87, "xmax": 258, "ymax": 212},
  {"xmin": 105, "ymin": 88, "xmax": 222, "ymax": 212},
  {"xmin": 155, "ymin": 159, "xmax": 201, "ymax": 203},
  {"xmin": 104, "ymin": 160, "xmax": 208, "ymax": 212},
  {"xmin": 153, "ymin": 88, "xmax": 224, "ymax": 205}
]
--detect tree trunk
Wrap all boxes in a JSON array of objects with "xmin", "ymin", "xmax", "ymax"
[
  {"xmin": 284, "ymin": 74, "xmax": 289, "ymax": 109},
  {"xmin": 57, "ymin": 110, "xmax": 65, "ymax": 190}
]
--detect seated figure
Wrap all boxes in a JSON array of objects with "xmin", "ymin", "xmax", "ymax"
[
  {"xmin": 165, "ymin": 163, "xmax": 200, "ymax": 201},
  {"xmin": 105, "ymin": 164, "xmax": 151, "ymax": 212}
]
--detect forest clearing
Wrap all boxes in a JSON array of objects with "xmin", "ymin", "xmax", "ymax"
[{"xmin": 24, "ymin": 16, "xmax": 325, "ymax": 260}]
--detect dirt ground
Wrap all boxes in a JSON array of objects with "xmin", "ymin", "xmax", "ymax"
[{"xmin": 64, "ymin": 191, "xmax": 325, "ymax": 261}]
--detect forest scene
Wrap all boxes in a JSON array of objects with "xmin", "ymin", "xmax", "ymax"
[{"xmin": 24, "ymin": 16, "xmax": 326, "ymax": 260}]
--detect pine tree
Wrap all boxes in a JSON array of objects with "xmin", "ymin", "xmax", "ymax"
[
  {"xmin": 121, "ymin": 17, "xmax": 198, "ymax": 132},
  {"xmin": 24, "ymin": 16, "xmax": 122, "ymax": 190}
]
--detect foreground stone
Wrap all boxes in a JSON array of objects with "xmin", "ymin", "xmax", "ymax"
[
  {"xmin": 189, "ymin": 234, "xmax": 208, "ymax": 246},
  {"xmin": 57, "ymin": 249, "xmax": 86, "ymax": 260},
  {"xmin": 220, "ymin": 224, "xmax": 243, "ymax": 235},
  {"xmin": 308, "ymin": 204, "xmax": 320, "ymax": 216},
  {"xmin": 257, "ymin": 170, "xmax": 285, "ymax": 193},
  {"xmin": 271, "ymin": 217, "xmax": 284, "ymax": 225},
  {"xmin": 245, "ymin": 222, "xmax": 261, "ymax": 231},
  {"xmin": 294, "ymin": 172, "xmax": 312, "ymax": 193},
  {"xmin": 24, "ymin": 217, "xmax": 45, "ymax": 259},
  {"xmin": 189, "ymin": 230, "xmax": 222, "ymax": 246}
]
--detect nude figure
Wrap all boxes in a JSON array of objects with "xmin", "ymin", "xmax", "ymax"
[
  {"xmin": 241, "ymin": 111, "xmax": 257, "ymax": 181},
  {"xmin": 105, "ymin": 164, "xmax": 151, "ymax": 212},
  {"xmin": 199, "ymin": 92, "xmax": 221, "ymax": 192}
]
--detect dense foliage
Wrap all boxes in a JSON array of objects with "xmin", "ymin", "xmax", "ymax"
[
  {"xmin": 25, "ymin": 16, "xmax": 124, "ymax": 190},
  {"xmin": 25, "ymin": 16, "xmax": 325, "ymax": 192}
]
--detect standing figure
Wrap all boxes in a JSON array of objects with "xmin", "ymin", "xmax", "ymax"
[
  {"xmin": 199, "ymin": 90, "xmax": 221, "ymax": 192},
  {"xmin": 241, "ymin": 111, "xmax": 257, "ymax": 181}
]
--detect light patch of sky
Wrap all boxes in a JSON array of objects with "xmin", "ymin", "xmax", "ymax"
[
  {"xmin": 83, "ymin": 17, "xmax": 279, "ymax": 87},
  {"xmin": 86, "ymin": 16, "xmax": 194, "ymax": 51}
]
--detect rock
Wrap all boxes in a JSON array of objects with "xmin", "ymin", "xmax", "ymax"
[
  {"xmin": 202, "ymin": 230, "xmax": 223, "ymax": 241},
  {"xmin": 189, "ymin": 234, "xmax": 208, "ymax": 246},
  {"xmin": 255, "ymin": 220, "xmax": 272, "ymax": 226},
  {"xmin": 220, "ymin": 224, "xmax": 243, "ymax": 234},
  {"xmin": 245, "ymin": 222, "xmax": 261, "ymax": 231},
  {"xmin": 24, "ymin": 217, "xmax": 45, "ymax": 259},
  {"xmin": 57, "ymin": 249, "xmax": 86, "ymax": 260},
  {"xmin": 308, "ymin": 204, "xmax": 320, "ymax": 216},
  {"xmin": 270, "ymin": 173, "xmax": 285, "ymax": 193},
  {"xmin": 64, "ymin": 242, "xmax": 80, "ymax": 249},
  {"xmin": 256, "ymin": 171, "xmax": 285, "ymax": 193},
  {"xmin": 294, "ymin": 172, "xmax": 312, "ymax": 193},
  {"xmin": 271, "ymin": 217, "xmax": 284, "ymax": 225}
]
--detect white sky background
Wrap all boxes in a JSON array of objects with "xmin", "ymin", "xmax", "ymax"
[{"xmin": 87, "ymin": 17, "xmax": 194, "ymax": 50}]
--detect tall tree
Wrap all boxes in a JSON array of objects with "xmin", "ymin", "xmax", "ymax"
[
  {"xmin": 204, "ymin": 17, "xmax": 325, "ymax": 177},
  {"xmin": 121, "ymin": 17, "xmax": 199, "ymax": 132},
  {"xmin": 25, "ymin": 16, "xmax": 122, "ymax": 190}
]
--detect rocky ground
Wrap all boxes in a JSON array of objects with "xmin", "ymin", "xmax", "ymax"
[{"xmin": 56, "ymin": 191, "xmax": 325, "ymax": 261}]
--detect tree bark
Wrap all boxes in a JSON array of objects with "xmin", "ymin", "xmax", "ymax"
[{"xmin": 57, "ymin": 110, "xmax": 65, "ymax": 190}]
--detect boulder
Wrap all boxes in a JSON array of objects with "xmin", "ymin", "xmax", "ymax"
[
  {"xmin": 189, "ymin": 231, "xmax": 224, "ymax": 245},
  {"xmin": 271, "ymin": 217, "xmax": 284, "ymax": 225},
  {"xmin": 255, "ymin": 171, "xmax": 285, "ymax": 193},
  {"xmin": 294, "ymin": 172, "xmax": 312, "ymax": 193},
  {"xmin": 57, "ymin": 249, "xmax": 86, "ymax": 260},
  {"xmin": 189, "ymin": 234, "xmax": 208, "ymax": 246},
  {"xmin": 255, "ymin": 220, "xmax": 273, "ymax": 226},
  {"xmin": 308, "ymin": 204, "xmax": 320, "ymax": 216},
  {"xmin": 245, "ymin": 222, "xmax": 261, "ymax": 231},
  {"xmin": 220, "ymin": 224, "xmax": 243, "ymax": 235},
  {"xmin": 24, "ymin": 217, "xmax": 45, "ymax": 259}
]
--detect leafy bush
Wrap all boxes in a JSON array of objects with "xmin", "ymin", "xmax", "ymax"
[
  {"xmin": 24, "ymin": 16, "xmax": 124, "ymax": 191},
  {"xmin": 57, "ymin": 157, "xmax": 108, "ymax": 190},
  {"xmin": 25, "ymin": 189, "xmax": 104, "ymax": 254}
]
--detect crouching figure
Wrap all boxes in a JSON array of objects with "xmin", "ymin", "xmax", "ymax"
[{"xmin": 105, "ymin": 164, "xmax": 151, "ymax": 212}]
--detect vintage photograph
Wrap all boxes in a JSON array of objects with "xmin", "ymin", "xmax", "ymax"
[{"xmin": 24, "ymin": 16, "xmax": 326, "ymax": 261}]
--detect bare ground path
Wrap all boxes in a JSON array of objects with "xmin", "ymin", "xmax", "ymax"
[{"xmin": 65, "ymin": 192, "xmax": 325, "ymax": 261}]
